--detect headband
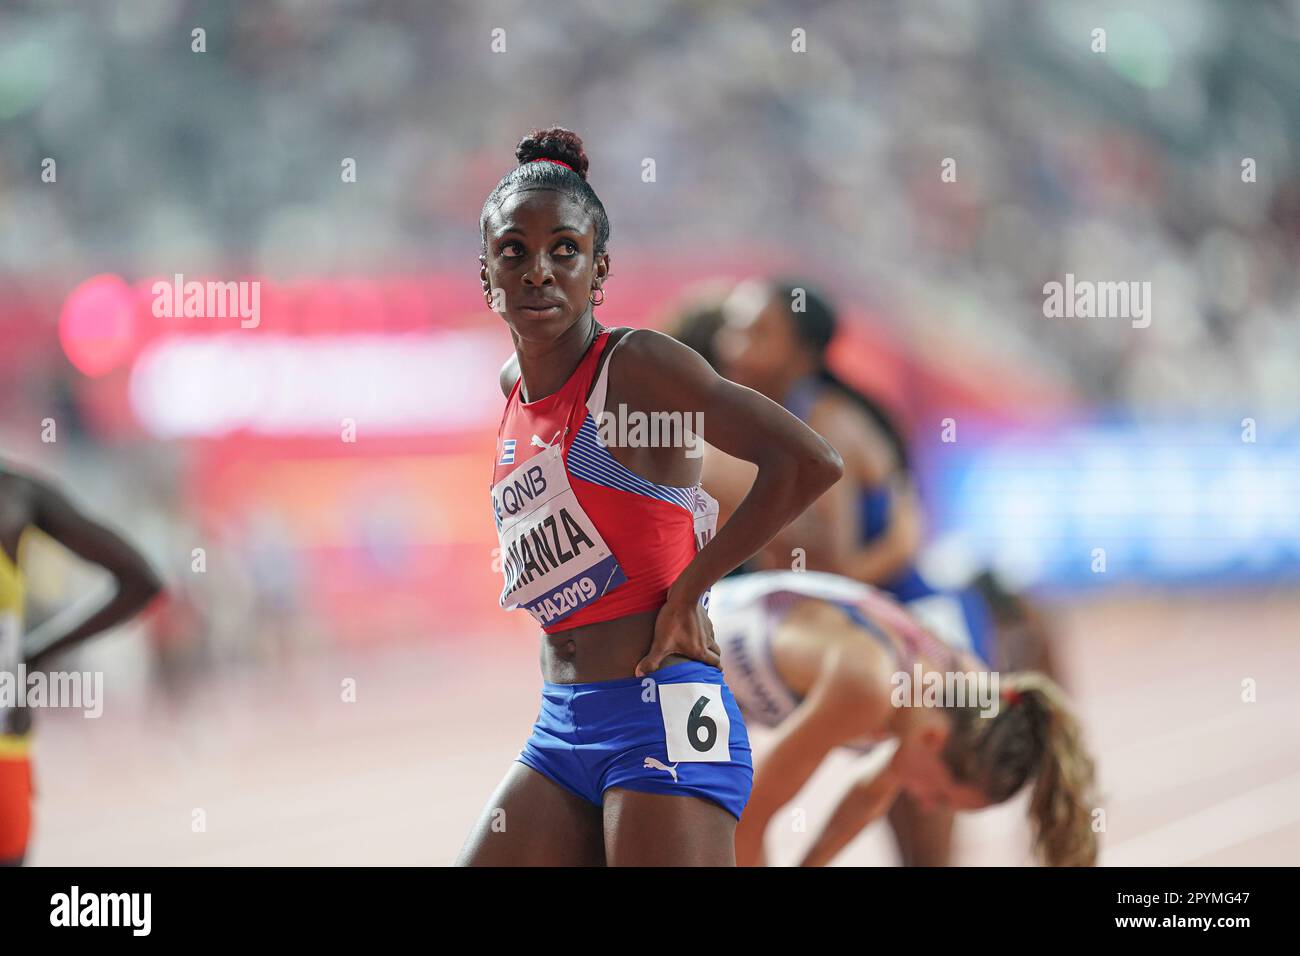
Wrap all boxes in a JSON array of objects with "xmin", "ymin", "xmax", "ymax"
[{"xmin": 528, "ymin": 158, "xmax": 574, "ymax": 172}]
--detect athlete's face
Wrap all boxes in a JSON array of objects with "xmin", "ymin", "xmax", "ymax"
[
  {"xmin": 480, "ymin": 189, "xmax": 608, "ymax": 341},
  {"xmin": 717, "ymin": 283, "xmax": 802, "ymax": 395},
  {"xmin": 896, "ymin": 718, "xmax": 994, "ymax": 813},
  {"xmin": 904, "ymin": 765, "xmax": 992, "ymax": 813}
]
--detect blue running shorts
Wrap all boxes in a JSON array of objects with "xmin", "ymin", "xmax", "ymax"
[{"xmin": 516, "ymin": 660, "xmax": 753, "ymax": 820}]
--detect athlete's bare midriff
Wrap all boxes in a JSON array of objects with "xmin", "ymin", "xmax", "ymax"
[{"xmin": 540, "ymin": 608, "xmax": 690, "ymax": 683}]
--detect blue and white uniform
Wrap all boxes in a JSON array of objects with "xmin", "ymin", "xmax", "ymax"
[{"xmin": 710, "ymin": 570, "xmax": 981, "ymax": 753}]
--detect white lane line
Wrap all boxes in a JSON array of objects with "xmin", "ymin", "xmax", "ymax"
[
  {"xmin": 1093, "ymin": 700, "xmax": 1300, "ymax": 802},
  {"xmin": 1103, "ymin": 769, "xmax": 1300, "ymax": 866}
]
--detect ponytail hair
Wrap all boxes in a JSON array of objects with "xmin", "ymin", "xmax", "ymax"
[
  {"xmin": 768, "ymin": 279, "xmax": 911, "ymax": 473},
  {"xmin": 815, "ymin": 367, "xmax": 911, "ymax": 473},
  {"xmin": 942, "ymin": 672, "xmax": 1100, "ymax": 866}
]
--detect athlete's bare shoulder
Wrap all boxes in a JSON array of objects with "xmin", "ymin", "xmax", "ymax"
[
  {"xmin": 498, "ymin": 351, "xmax": 521, "ymax": 399},
  {"xmin": 605, "ymin": 327, "xmax": 716, "ymax": 392},
  {"xmin": 587, "ymin": 325, "xmax": 634, "ymax": 377},
  {"xmin": 607, "ymin": 325, "xmax": 697, "ymax": 361}
]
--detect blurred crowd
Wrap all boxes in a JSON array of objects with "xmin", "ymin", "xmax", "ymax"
[{"xmin": 2, "ymin": 0, "xmax": 1298, "ymax": 410}]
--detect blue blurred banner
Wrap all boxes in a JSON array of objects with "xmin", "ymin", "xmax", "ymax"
[{"xmin": 922, "ymin": 420, "xmax": 1300, "ymax": 588}]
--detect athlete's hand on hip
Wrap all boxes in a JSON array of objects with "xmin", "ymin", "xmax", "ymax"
[{"xmin": 636, "ymin": 595, "xmax": 721, "ymax": 676}]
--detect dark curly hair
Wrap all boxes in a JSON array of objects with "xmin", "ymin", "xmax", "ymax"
[
  {"xmin": 767, "ymin": 279, "xmax": 912, "ymax": 472},
  {"xmin": 479, "ymin": 127, "xmax": 610, "ymax": 257}
]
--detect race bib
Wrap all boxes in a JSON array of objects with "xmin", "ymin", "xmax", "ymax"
[
  {"xmin": 659, "ymin": 681, "xmax": 731, "ymax": 763},
  {"xmin": 491, "ymin": 440, "xmax": 627, "ymax": 627}
]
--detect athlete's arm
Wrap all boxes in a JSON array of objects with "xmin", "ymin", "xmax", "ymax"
[
  {"xmin": 841, "ymin": 475, "xmax": 923, "ymax": 584},
  {"xmin": 758, "ymin": 440, "xmax": 857, "ymax": 571},
  {"xmin": 735, "ymin": 642, "xmax": 893, "ymax": 866},
  {"xmin": 767, "ymin": 403, "xmax": 923, "ymax": 585},
  {"xmin": 797, "ymin": 751, "xmax": 905, "ymax": 867},
  {"xmin": 22, "ymin": 474, "xmax": 164, "ymax": 669},
  {"xmin": 611, "ymin": 330, "xmax": 844, "ymax": 674}
]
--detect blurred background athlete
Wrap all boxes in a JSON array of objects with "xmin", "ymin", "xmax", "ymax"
[
  {"xmin": 0, "ymin": 460, "xmax": 163, "ymax": 866},
  {"xmin": 709, "ymin": 570, "xmax": 1097, "ymax": 867},
  {"xmin": 669, "ymin": 281, "xmax": 1065, "ymax": 863}
]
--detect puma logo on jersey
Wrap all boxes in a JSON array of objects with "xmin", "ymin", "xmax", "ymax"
[
  {"xmin": 530, "ymin": 429, "xmax": 565, "ymax": 451},
  {"xmin": 643, "ymin": 756, "xmax": 679, "ymax": 783}
]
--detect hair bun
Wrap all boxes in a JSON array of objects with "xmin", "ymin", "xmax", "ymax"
[{"xmin": 515, "ymin": 127, "xmax": 589, "ymax": 180}]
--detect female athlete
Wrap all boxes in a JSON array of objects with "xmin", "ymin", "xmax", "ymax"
[
  {"xmin": 456, "ymin": 128, "xmax": 844, "ymax": 867},
  {"xmin": 708, "ymin": 570, "xmax": 1098, "ymax": 867}
]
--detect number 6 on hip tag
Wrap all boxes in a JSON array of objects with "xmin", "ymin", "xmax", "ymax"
[{"xmin": 659, "ymin": 682, "xmax": 731, "ymax": 763}]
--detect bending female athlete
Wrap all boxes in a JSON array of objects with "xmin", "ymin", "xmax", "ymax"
[
  {"xmin": 0, "ymin": 461, "xmax": 163, "ymax": 865},
  {"xmin": 708, "ymin": 570, "xmax": 1097, "ymax": 867},
  {"xmin": 456, "ymin": 128, "xmax": 844, "ymax": 867}
]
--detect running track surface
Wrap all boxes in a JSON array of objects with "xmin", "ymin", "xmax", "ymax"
[{"xmin": 24, "ymin": 591, "xmax": 1300, "ymax": 866}]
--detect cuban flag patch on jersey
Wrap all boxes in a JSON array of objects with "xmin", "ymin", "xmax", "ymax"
[{"xmin": 499, "ymin": 438, "xmax": 516, "ymax": 465}]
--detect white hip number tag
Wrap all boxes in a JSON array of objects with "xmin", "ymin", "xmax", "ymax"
[{"xmin": 658, "ymin": 681, "xmax": 731, "ymax": 763}]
